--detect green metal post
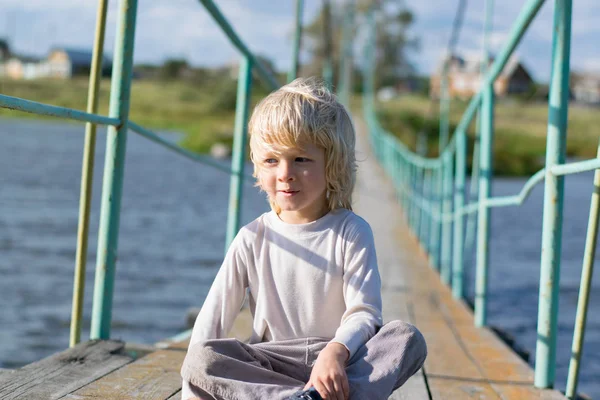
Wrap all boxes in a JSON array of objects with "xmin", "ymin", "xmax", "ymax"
[
  {"xmin": 393, "ymin": 146, "xmax": 399, "ymax": 197},
  {"xmin": 409, "ymin": 163, "xmax": 416, "ymax": 227},
  {"xmin": 403, "ymin": 159, "xmax": 410, "ymax": 221},
  {"xmin": 433, "ymin": 61, "xmax": 451, "ymax": 270},
  {"xmin": 90, "ymin": 0, "xmax": 138, "ymax": 340},
  {"xmin": 429, "ymin": 166, "xmax": 441, "ymax": 269},
  {"xmin": 474, "ymin": 82, "xmax": 494, "ymax": 327},
  {"xmin": 225, "ymin": 56, "xmax": 253, "ymax": 252},
  {"xmin": 466, "ymin": 0, "xmax": 493, "ymax": 265},
  {"xmin": 414, "ymin": 167, "xmax": 423, "ymax": 237},
  {"xmin": 410, "ymin": 165, "xmax": 419, "ymax": 232},
  {"xmin": 535, "ymin": 0, "xmax": 572, "ymax": 388},
  {"xmin": 322, "ymin": 0, "xmax": 334, "ymax": 89},
  {"xmin": 565, "ymin": 141, "xmax": 600, "ymax": 399},
  {"xmin": 407, "ymin": 163, "xmax": 413, "ymax": 229},
  {"xmin": 288, "ymin": 0, "xmax": 304, "ymax": 83},
  {"xmin": 70, "ymin": 0, "xmax": 109, "ymax": 347},
  {"xmin": 338, "ymin": 0, "xmax": 355, "ymax": 106},
  {"xmin": 197, "ymin": 0, "xmax": 279, "ymax": 90},
  {"xmin": 441, "ymin": 150, "xmax": 454, "ymax": 285},
  {"xmin": 419, "ymin": 170, "xmax": 430, "ymax": 248},
  {"xmin": 388, "ymin": 136, "xmax": 396, "ymax": 183},
  {"xmin": 452, "ymin": 129, "xmax": 467, "ymax": 298},
  {"xmin": 439, "ymin": 67, "xmax": 451, "ymax": 151}
]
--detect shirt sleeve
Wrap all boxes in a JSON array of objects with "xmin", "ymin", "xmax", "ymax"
[
  {"xmin": 331, "ymin": 219, "xmax": 383, "ymax": 359},
  {"xmin": 188, "ymin": 231, "xmax": 249, "ymax": 347},
  {"xmin": 181, "ymin": 380, "xmax": 194, "ymax": 400}
]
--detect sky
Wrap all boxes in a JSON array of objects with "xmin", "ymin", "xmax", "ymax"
[{"xmin": 1, "ymin": 0, "xmax": 599, "ymax": 83}]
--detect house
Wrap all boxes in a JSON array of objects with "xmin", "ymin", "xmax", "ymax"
[
  {"xmin": 0, "ymin": 39, "xmax": 48, "ymax": 79},
  {"xmin": 46, "ymin": 48, "xmax": 111, "ymax": 78},
  {"xmin": 571, "ymin": 72, "xmax": 600, "ymax": 104},
  {"xmin": 430, "ymin": 54, "xmax": 534, "ymax": 99},
  {"xmin": 3, "ymin": 54, "xmax": 48, "ymax": 80}
]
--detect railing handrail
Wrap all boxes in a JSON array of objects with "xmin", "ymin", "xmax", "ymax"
[
  {"xmin": 197, "ymin": 0, "xmax": 280, "ymax": 91},
  {"xmin": 0, "ymin": 93, "xmax": 120, "ymax": 126},
  {"xmin": 363, "ymin": 0, "xmax": 597, "ymax": 395}
]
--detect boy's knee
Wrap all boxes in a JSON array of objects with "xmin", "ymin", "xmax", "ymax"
[
  {"xmin": 383, "ymin": 320, "xmax": 427, "ymax": 359},
  {"xmin": 182, "ymin": 340, "xmax": 222, "ymax": 378}
]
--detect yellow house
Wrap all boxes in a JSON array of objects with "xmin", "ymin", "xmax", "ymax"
[
  {"xmin": 3, "ymin": 55, "xmax": 48, "ymax": 80},
  {"xmin": 46, "ymin": 48, "xmax": 111, "ymax": 78},
  {"xmin": 430, "ymin": 54, "xmax": 534, "ymax": 99}
]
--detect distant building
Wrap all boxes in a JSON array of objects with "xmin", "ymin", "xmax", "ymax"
[
  {"xmin": 572, "ymin": 72, "xmax": 600, "ymax": 104},
  {"xmin": 3, "ymin": 54, "xmax": 48, "ymax": 80},
  {"xmin": 430, "ymin": 54, "xmax": 534, "ymax": 99},
  {"xmin": 46, "ymin": 48, "xmax": 111, "ymax": 78}
]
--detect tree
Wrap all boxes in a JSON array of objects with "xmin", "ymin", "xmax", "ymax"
[
  {"xmin": 301, "ymin": 0, "xmax": 417, "ymax": 90},
  {"xmin": 160, "ymin": 58, "xmax": 190, "ymax": 80}
]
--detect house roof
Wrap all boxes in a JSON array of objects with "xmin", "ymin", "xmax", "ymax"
[
  {"xmin": 50, "ymin": 47, "xmax": 112, "ymax": 67},
  {"xmin": 436, "ymin": 52, "xmax": 532, "ymax": 80},
  {"xmin": 9, "ymin": 54, "xmax": 42, "ymax": 63}
]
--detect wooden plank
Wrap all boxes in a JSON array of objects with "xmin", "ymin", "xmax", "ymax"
[
  {"xmin": 455, "ymin": 325, "xmax": 534, "ymax": 383},
  {"xmin": 166, "ymin": 338, "xmax": 190, "ymax": 351},
  {"xmin": 416, "ymin": 319, "xmax": 490, "ymax": 380},
  {"xmin": 0, "ymin": 340, "xmax": 133, "ymax": 400},
  {"xmin": 166, "ymin": 391, "xmax": 182, "ymax": 400},
  {"xmin": 426, "ymin": 376, "xmax": 501, "ymax": 399},
  {"xmin": 166, "ymin": 306, "xmax": 254, "ymax": 351},
  {"xmin": 391, "ymin": 369, "xmax": 430, "ymax": 399},
  {"xmin": 491, "ymin": 384, "xmax": 568, "ymax": 400},
  {"xmin": 382, "ymin": 291, "xmax": 411, "ymax": 322},
  {"xmin": 66, "ymin": 349, "xmax": 185, "ymax": 400}
]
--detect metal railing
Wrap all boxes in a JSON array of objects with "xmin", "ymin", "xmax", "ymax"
[
  {"xmin": 0, "ymin": 0, "xmax": 306, "ymax": 352},
  {"xmin": 363, "ymin": 0, "xmax": 597, "ymax": 397}
]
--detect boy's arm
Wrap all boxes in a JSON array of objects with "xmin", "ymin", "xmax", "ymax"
[
  {"xmin": 182, "ymin": 232, "xmax": 250, "ymax": 399},
  {"xmin": 331, "ymin": 221, "xmax": 383, "ymax": 359},
  {"xmin": 188, "ymin": 232, "xmax": 250, "ymax": 346}
]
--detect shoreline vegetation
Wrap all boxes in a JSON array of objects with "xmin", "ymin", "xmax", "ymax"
[
  {"xmin": 1, "ymin": 79, "xmax": 597, "ymax": 176},
  {"xmin": 374, "ymin": 94, "xmax": 599, "ymax": 176},
  {"xmin": 0, "ymin": 77, "xmax": 271, "ymax": 155}
]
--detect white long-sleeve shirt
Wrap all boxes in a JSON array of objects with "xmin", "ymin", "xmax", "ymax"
[{"xmin": 188, "ymin": 208, "xmax": 383, "ymax": 359}]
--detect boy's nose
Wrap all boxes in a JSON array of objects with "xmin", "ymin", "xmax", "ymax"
[{"xmin": 277, "ymin": 162, "xmax": 295, "ymax": 181}]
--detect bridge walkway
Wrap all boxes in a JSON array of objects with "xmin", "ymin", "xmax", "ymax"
[{"xmin": 0, "ymin": 120, "xmax": 567, "ymax": 400}]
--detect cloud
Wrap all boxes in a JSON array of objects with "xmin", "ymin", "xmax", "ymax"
[
  {"xmin": 1, "ymin": 0, "xmax": 599, "ymax": 80},
  {"xmin": 1, "ymin": 0, "xmax": 317, "ymax": 71}
]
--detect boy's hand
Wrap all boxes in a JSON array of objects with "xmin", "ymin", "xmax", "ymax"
[{"xmin": 304, "ymin": 342, "xmax": 350, "ymax": 400}]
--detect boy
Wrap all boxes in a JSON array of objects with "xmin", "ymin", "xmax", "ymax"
[{"xmin": 181, "ymin": 77, "xmax": 427, "ymax": 400}]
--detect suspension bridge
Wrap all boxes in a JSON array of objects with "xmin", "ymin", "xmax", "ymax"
[{"xmin": 0, "ymin": 0, "xmax": 597, "ymax": 399}]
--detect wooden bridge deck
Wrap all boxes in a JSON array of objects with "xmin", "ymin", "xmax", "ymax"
[
  {"xmin": 0, "ymin": 120, "xmax": 567, "ymax": 399},
  {"xmin": 351, "ymin": 120, "xmax": 565, "ymax": 399}
]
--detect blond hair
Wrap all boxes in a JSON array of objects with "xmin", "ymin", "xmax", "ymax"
[{"xmin": 248, "ymin": 77, "xmax": 356, "ymax": 213}]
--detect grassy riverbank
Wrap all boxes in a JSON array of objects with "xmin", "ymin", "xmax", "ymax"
[
  {"xmin": 0, "ymin": 77, "xmax": 272, "ymax": 153},
  {"xmin": 2, "ymin": 79, "xmax": 597, "ymax": 176},
  {"xmin": 375, "ymin": 94, "xmax": 599, "ymax": 175}
]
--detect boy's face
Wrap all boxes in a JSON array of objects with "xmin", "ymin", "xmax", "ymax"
[{"xmin": 256, "ymin": 141, "xmax": 328, "ymax": 224}]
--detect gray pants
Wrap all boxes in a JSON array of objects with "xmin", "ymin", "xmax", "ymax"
[{"xmin": 181, "ymin": 320, "xmax": 427, "ymax": 400}]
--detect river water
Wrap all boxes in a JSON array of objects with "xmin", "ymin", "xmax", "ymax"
[{"xmin": 0, "ymin": 119, "xmax": 598, "ymax": 397}]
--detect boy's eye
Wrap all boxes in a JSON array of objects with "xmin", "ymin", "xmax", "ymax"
[
  {"xmin": 264, "ymin": 158, "xmax": 277, "ymax": 164},
  {"xmin": 295, "ymin": 157, "xmax": 310, "ymax": 162}
]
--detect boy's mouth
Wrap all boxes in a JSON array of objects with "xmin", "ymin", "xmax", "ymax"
[{"xmin": 278, "ymin": 189, "xmax": 299, "ymax": 196}]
